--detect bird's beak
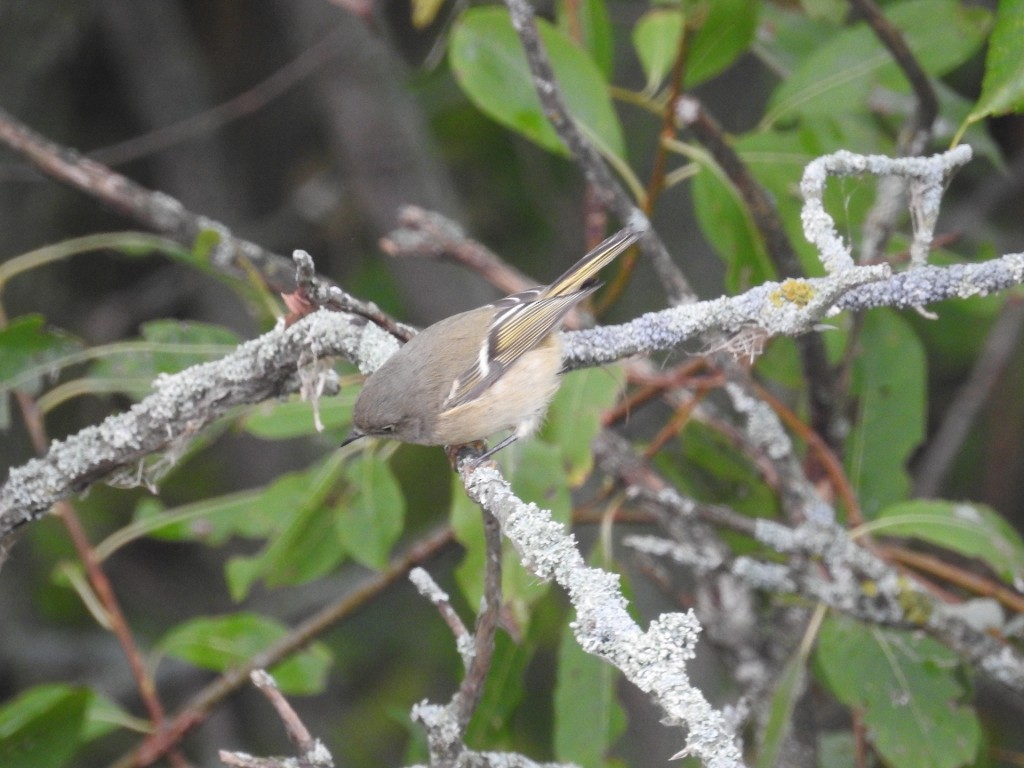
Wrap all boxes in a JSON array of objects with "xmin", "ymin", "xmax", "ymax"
[{"xmin": 340, "ymin": 428, "xmax": 365, "ymax": 448}]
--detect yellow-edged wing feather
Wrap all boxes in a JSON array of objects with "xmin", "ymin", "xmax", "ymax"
[
  {"xmin": 541, "ymin": 227, "xmax": 640, "ymax": 298},
  {"xmin": 442, "ymin": 228, "xmax": 640, "ymax": 409}
]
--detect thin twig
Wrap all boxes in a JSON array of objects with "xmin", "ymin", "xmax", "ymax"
[
  {"xmin": 380, "ymin": 206, "xmax": 610, "ymax": 330},
  {"xmin": 9, "ymin": 347, "xmax": 183, "ymax": 766},
  {"xmin": 844, "ymin": 0, "xmax": 940, "ymax": 263},
  {"xmin": 409, "ymin": 567, "xmax": 471, "ymax": 645},
  {"xmin": 874, "ymin": 543, "xmax": 1024, "ymax": 615},
  {"xmin": 381, "ymin": 206, "xmax": 533, "ymax": 295},
  {"xmin": 847, "ymin": 0, "xmax": 937, "ymax": 152},
  {"xmin": 57, "ymin": 502, "xmax": 175, "ymax": 735},
  {"xmin": 89, "ymin": 32, "xmax": 347, "ymax": 167},
  {"xmin": 409, "ymin": 510, "xmax": 503, "ymax": 761},
  {"xmin": 750, "ymin": 382, "xmax": 862, "ymax": 525},
  {"xmin": 460, "ymin": 462, "xmax": 745, "ymax": 766},
  {"xmin": 116, "ymin": 526, "xmax": 454, "ymax": 768},
  {"xmin": 7, "ymin": 242, "xmax": 1024, "ymax": 539},
  {"xmin": 643, "ymin": 379, "xmax": 717, "ymax": 458},
  {"xmin": 0, "ymin": 108, "xmax": 404, "ymax": 337},
  {"xmin": 594, "ymin": 432, "xmax": 1024, "ymax": 694},
  {"xmin": 502, "ymin": 0, "xmax": 692, "ymax": 304},
  {"xmin": 599, "ymin": 18, "xmax": 692, "ymax": 311},
  {"xmin": 454, "ymin": 509, "xmax": 502, "ymax": 729},
  {"xmin": 250, "ymin": 670, "xmax": 316, "ymax": 755}
]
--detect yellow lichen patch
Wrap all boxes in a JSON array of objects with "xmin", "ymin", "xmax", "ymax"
[
  {"xmin": 776, "ymin": 278, "xmax": 815, "ymax": 307},
  {"xmin": 897, "ymin": 578, "xmax": 933, "ymax": 625}
]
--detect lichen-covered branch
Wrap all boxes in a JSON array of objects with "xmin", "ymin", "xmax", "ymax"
[
  {"xmin": 801, "ymin": 146, "xmax": 971, "ymax": 271},
  {"xmin": 4, "ymin": 241, "xmax": 1024, "ymax": 540},
  {"xmin": 461, "ymin": 465, "xmax": 745, "ymax": 767},
  {"xmin": 0, "ymin": 308, "xmax": 398, "ymax": 538}
]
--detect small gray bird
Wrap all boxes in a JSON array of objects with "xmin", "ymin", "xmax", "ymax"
[{"xmin": 342, "ymin": 227, "xmax": 641, "ymax": 461}]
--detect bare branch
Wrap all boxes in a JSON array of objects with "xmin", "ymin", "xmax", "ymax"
[
  {"xmin": 410, "ymin": 567, "xmax": 472, "ymax": 654},
  {"xmin": 0, "ymin": 108, "xmax": 405, "ymax": 336},
  {"xmin": 501, "ymin": 0, "xmax": 691, "ymax": 304},
  {"xmin": 600, "ymin": 432, "xmax": 1024, "ymax": 696},
  {"xmin": 409, "ymin": 511, "xmax": 503, "ymax": 762},
  {"xmin": 0, "ymin": 308, "xmax": 389, "ymax": 538},
  {"xmin": 250, "ymin": 670, "xmax": 319, "ymax": 756},
  {"xmin": 217, "ymin": 670, "xmax": 334, "ymax": 768},
  {"xmin": 381, "ymin": 206, "xmax": 533, "ymax": 296}
]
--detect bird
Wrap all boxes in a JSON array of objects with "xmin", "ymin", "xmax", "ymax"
[{"xmin": 341, "ymin": 226, "xmax": 641, "ymax": 462}]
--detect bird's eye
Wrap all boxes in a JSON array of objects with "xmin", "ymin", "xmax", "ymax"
[{"xmin": 380, "ymin": 424, "xmax": 396, "ymax": 434}]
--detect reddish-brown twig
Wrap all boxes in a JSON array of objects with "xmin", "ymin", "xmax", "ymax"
[{"xmin": 121, "ymin": 526, "xmax": 454, "ymax": 768}]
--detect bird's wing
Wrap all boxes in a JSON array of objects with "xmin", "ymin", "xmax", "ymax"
[{"xmin": 442, "ymin": 288, "xmax": 596, "ymax": 409}]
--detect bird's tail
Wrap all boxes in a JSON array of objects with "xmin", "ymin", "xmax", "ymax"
[{"xmin": 541, "ymin": 227, "xmax": 643, "ymax": 299}]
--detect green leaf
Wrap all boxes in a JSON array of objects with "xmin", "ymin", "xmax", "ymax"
[
  {"xmin": 242, "ymin": 390, "xmax": 357, "ymax": 439},
  {"xmin": 765, "ymin": 0, "xmax": 990, "ymax": 127},
  {"xmin": 553, "ymin": 618, "xmax": 625, "ymax": 765},
  {"xmin": 871, "ymin": 500, "xmax": 1024, "ymax": 586},
  {"xmin": 89, "ymin": 320, "xmax": 238, "ymax": 385},
  {"xmin": 846, "ymin": 310, "xmax": 925, "ymax": 517},
  {"xmin": 337, "ymin": 455, "xmax": 406, "ymax": 569},
  {"xmin": 756, "ymin": 650, "xmax": 808, "ymax": 768},
  {"xmin": 633, "ymin": 9, "xmax": 683, "ymax": 94},
  {"xmin": 79, "ymin": 691, "xmax": 145, "ymax": 739},
  {"xmin": 464, "ymin": 631, "xmax": 531, "ymax": 746},
  {"xmin": 731, "ymin": 129, "xmax": 837, "ymax": 276},
  {"xmin": 123, "ymin": 490, "xmax": 276, "ymax": 548},
  {"xmin": 449, "ymin": 7, "xmax": 625, "ymax": 160},
  {"xmin": 759, "ymin": 5, "xmax": 835, "ymax": 74},
  {"xmin": 0, "ymin": 315, "xmax": 81, "ymax": 426},
  {"xmin": 141, "ymin": 320, "xmax": 239, "ymax": 364},
  {"xmin": 191, "ymin": 228, "xmax": 223, "ymax": 263},
  {"xmin": 799, "ymin": 0, "xmax": 847, "ymax": 21},
  {"xmin": 0, "ymin": 319, "xmax": 236, "ymax": 412},
  {"xmin": 542, "ymin": 365, "xmax": 624, "ymax": 484},
  {"xmin": 0, "ymin": 316, "xmax": 79, "ymax": 385},
  {"xmin": 509, "ymin": 440, "xmax": 572, "ymax": 525},
  {"xmin": 819, "ymin": 732, "xmax": 857, "ymax": 768},
  {"xmin": 0, "ymin": 233, "xmax": 192, "ymax": 294},
  {"xmin": 228, "ymin": 497, "xmax": 343, "ymax": 596},
  {"xmin": 663, "ymin": 419, "xmax": 777, "ymax": 519},
  {"xmin": 692, "ymin": 160, "xmax": 773, "ymax": 289},
  {"xmin": 0, "ymin": 686, "xmax": 89, "ymax": 768},
  {"xmin": 934, "ymin": 81, "xmax": 1006, "ymax": 168},
  {"xmin": 157, "ymin": 613, "xmax": 332, "ymax": 695},
  {"xmin": 816, "ymin": 615, "xmax": 980, "ymax": 768},
  {"xmin": 685, "ymin": 0, "xmax": 760, "ymax": 88},
  {"xmin": 557, "ymin": 0, "xmax": 614, "ymax": 79},
  {"xmin": 958, "ymin": 0, "xmax": 1024, "ymax": 141},
  {"xmin": 225, "ymin": 455, "xmax": 349, "ymax": 599}
]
